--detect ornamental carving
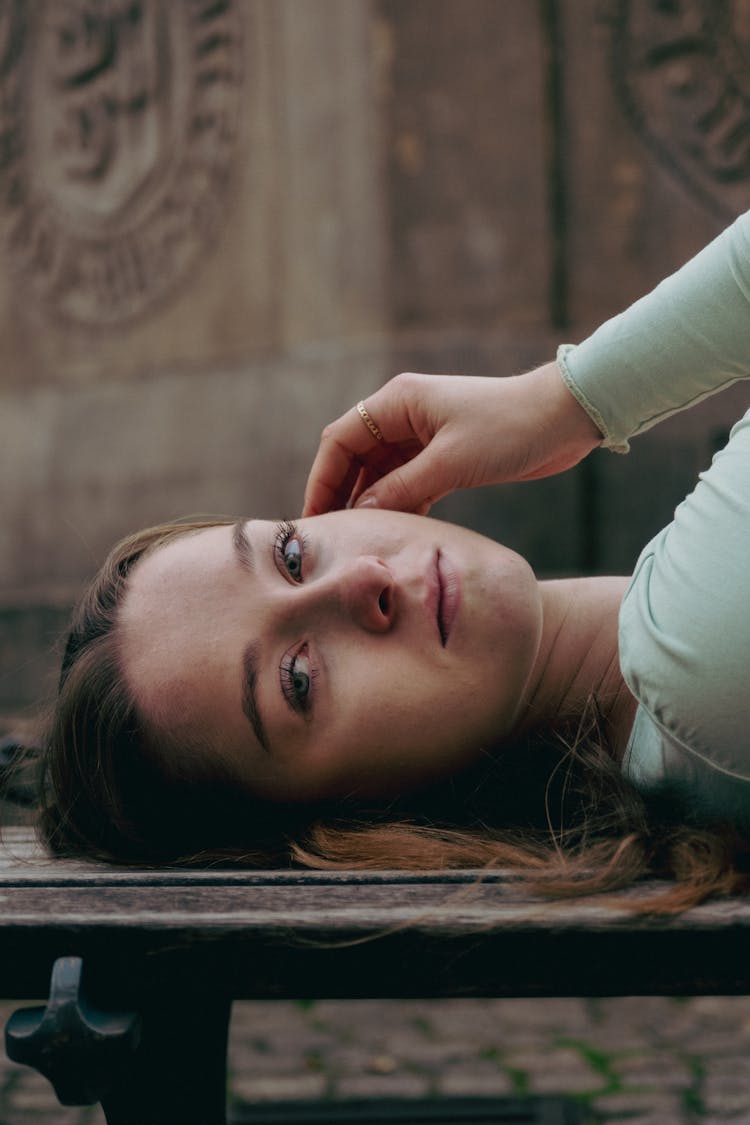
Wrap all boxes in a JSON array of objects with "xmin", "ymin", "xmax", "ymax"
[
  {"xmin": 0, "ymin": 0, "xmax": 242, "ymax": 325},
  {"xmin": 613, "ymin": 0, "xmax": 750, "ymax": 220}
]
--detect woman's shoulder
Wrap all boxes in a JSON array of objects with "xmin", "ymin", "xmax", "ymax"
[{"xmin": 623, "ymin": 704, "xmax": 750, "ymax": 829}]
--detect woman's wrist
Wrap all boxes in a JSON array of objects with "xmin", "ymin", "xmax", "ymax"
[{"xmin": 530, "ymin": 359, "xmax": 604, "ymax": 454}]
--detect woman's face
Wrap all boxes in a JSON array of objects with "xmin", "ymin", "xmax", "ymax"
[{"xmin": 119, "ymin": 511, "xmax": 542, "ymax": 803}]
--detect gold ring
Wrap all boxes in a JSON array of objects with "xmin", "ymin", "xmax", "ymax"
[{"xmin": 356, "ymin": 401, "xmax": 384, "ymax": 443}]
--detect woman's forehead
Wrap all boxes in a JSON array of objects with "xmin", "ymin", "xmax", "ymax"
[
  {"xmin": 119, "ymin": 526, "xmax": 242, "ymax": 658},
  {"xmin": 137, "ymin": 525, "xmax": 234, "ymax": 591},
  {"xmin": 118, "ymin": 527, "xmax": 246, "ymax": 725}
]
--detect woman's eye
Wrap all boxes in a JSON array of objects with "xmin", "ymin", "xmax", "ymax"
[
  {"xmin": 283, "ymin": 537, "xmax": 303, "ymax": 582},
  {"xmin": 291, "ymin": 650, "xmax": 310, "ymax": 701},
  {"xmin": 273, "ymin": 521, "xmax": 307, "ymax": 584},
  {"xmin": 280, "ymin": 645, "xmax": 314, "ymax": 714}
]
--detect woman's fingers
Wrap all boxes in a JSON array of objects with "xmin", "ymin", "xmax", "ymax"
[
  {"xmin": 302, "ymin": 406, "xmax": 376, "ymax": 515},
  {"xmin": 302, "ymin": 390, "xmax": 425, "ymax": 516},
  {"xmin": 303, "ymin": 437, "xmax": 359, "ymax": 515},
  {"xmin": 352, "ymin": 438, "xmax": 453, "ymax": 513}
]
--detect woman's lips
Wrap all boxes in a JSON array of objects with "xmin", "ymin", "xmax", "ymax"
[{"xmin": 436, "ymin": 549, "xmax": 461, "ymax": 646}]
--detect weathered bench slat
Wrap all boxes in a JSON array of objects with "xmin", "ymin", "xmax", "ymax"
[
  {"xmin": 1, "ymin": 879, "xmax": 750, "ymax": 928},
  {"xmin": 1, "ymin": 830, "xmax": 748, "ymax": 928},
  {"xmin": 0, "ymin": 830, "xmax": 748, "ymax": 1005}
]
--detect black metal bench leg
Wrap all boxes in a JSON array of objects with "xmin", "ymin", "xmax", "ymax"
[
  {"xmin": 100, "ymin": 987, "xmax": 232, "ymax": 1125},
  {"xmin": 5, "ymin": 955, "xmax": 232, "ymax": 1125}
]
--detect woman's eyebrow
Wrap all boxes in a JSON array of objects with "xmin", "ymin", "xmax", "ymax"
[
  {"xmin": 232, "ymin": 518, "xmax": 255, "ymax": 573},
  {"xmin": 232, "ymin": 519, "xmax": 271, "ymax": 754},
  {"xmin": 241, "ymin": 642, "xmax": 271, "ymax": 755}
]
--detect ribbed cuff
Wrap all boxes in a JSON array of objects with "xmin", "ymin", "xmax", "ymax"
[{"xmin": 556, "ymin": 344, "xmax": 630, "ymax": 454}]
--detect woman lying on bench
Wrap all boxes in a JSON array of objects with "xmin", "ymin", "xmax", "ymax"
[{"xmin": 39, "ymin": 212, "xmax": 750, "ymax": 912}]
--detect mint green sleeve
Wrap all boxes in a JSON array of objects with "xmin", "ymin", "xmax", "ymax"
[
  {"xmin": 557, "ymin": 211, "xmax": 750, "ymax": 452},
  {"xmin": 618, "ymin": 409, "xmax": 750, "ymax": 797}
]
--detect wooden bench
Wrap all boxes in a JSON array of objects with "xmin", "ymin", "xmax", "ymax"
[{"xmin": 2, "ymin": 826, "xmax": 749, "ymax": 1125}]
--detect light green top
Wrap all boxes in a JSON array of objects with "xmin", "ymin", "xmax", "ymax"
[{"xmin": 558, "ymin": 212, "xmax": 750, "ymax": 828}]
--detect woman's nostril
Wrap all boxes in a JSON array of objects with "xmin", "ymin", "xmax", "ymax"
[{"xmin": 378, "ymin": 589, "xmax": 390, "ymax": 616}]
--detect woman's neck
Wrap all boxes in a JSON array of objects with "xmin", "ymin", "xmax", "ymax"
[{"xmin": 514, "ymin": 576, "xmax": 637, "ymax": 762}]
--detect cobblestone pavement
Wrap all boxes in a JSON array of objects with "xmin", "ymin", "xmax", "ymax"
[{"xmin": 0, "ymin": 995, "xmax": 749, "ymax": 1123}]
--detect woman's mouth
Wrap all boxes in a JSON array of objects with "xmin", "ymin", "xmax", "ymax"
[{"xmin": 436, "ymin": 549, "xmax": 461, "ymax": 646}]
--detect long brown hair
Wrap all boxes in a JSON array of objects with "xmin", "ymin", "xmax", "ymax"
[{"xmin": 38, "ymin": 518, "xmax": 750, "ymax": 912}]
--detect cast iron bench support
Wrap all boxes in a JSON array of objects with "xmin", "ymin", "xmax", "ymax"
[{"xmin": 6, "ymin": 955, "xmax": 231, "ymax": 1124}]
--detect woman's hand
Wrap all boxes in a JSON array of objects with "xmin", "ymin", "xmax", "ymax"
[{"xmin": 302, "ymin": 363, "xmax": 603, "ymax": 516}]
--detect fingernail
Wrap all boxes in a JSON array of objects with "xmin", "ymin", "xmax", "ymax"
[{"xmin": 356, "ymin": 494, "xmax": 378, "ymax": 509}]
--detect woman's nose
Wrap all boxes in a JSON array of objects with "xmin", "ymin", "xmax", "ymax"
[
  {"xmin": 336, "ymin": 556, "xmax": 395, "ymax": 632},
  {"xmin": 305, "ymin": 556, "xmax": 395, "ymax": 633}
]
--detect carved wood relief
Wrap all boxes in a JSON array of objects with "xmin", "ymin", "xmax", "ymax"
[
  {"xmin": 613, "ymin": 0, "xmax": 750, "ymax": 220},
  {"xmin": 0, "ymin": 0, "xmax": 242, "ymax": 325}
]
